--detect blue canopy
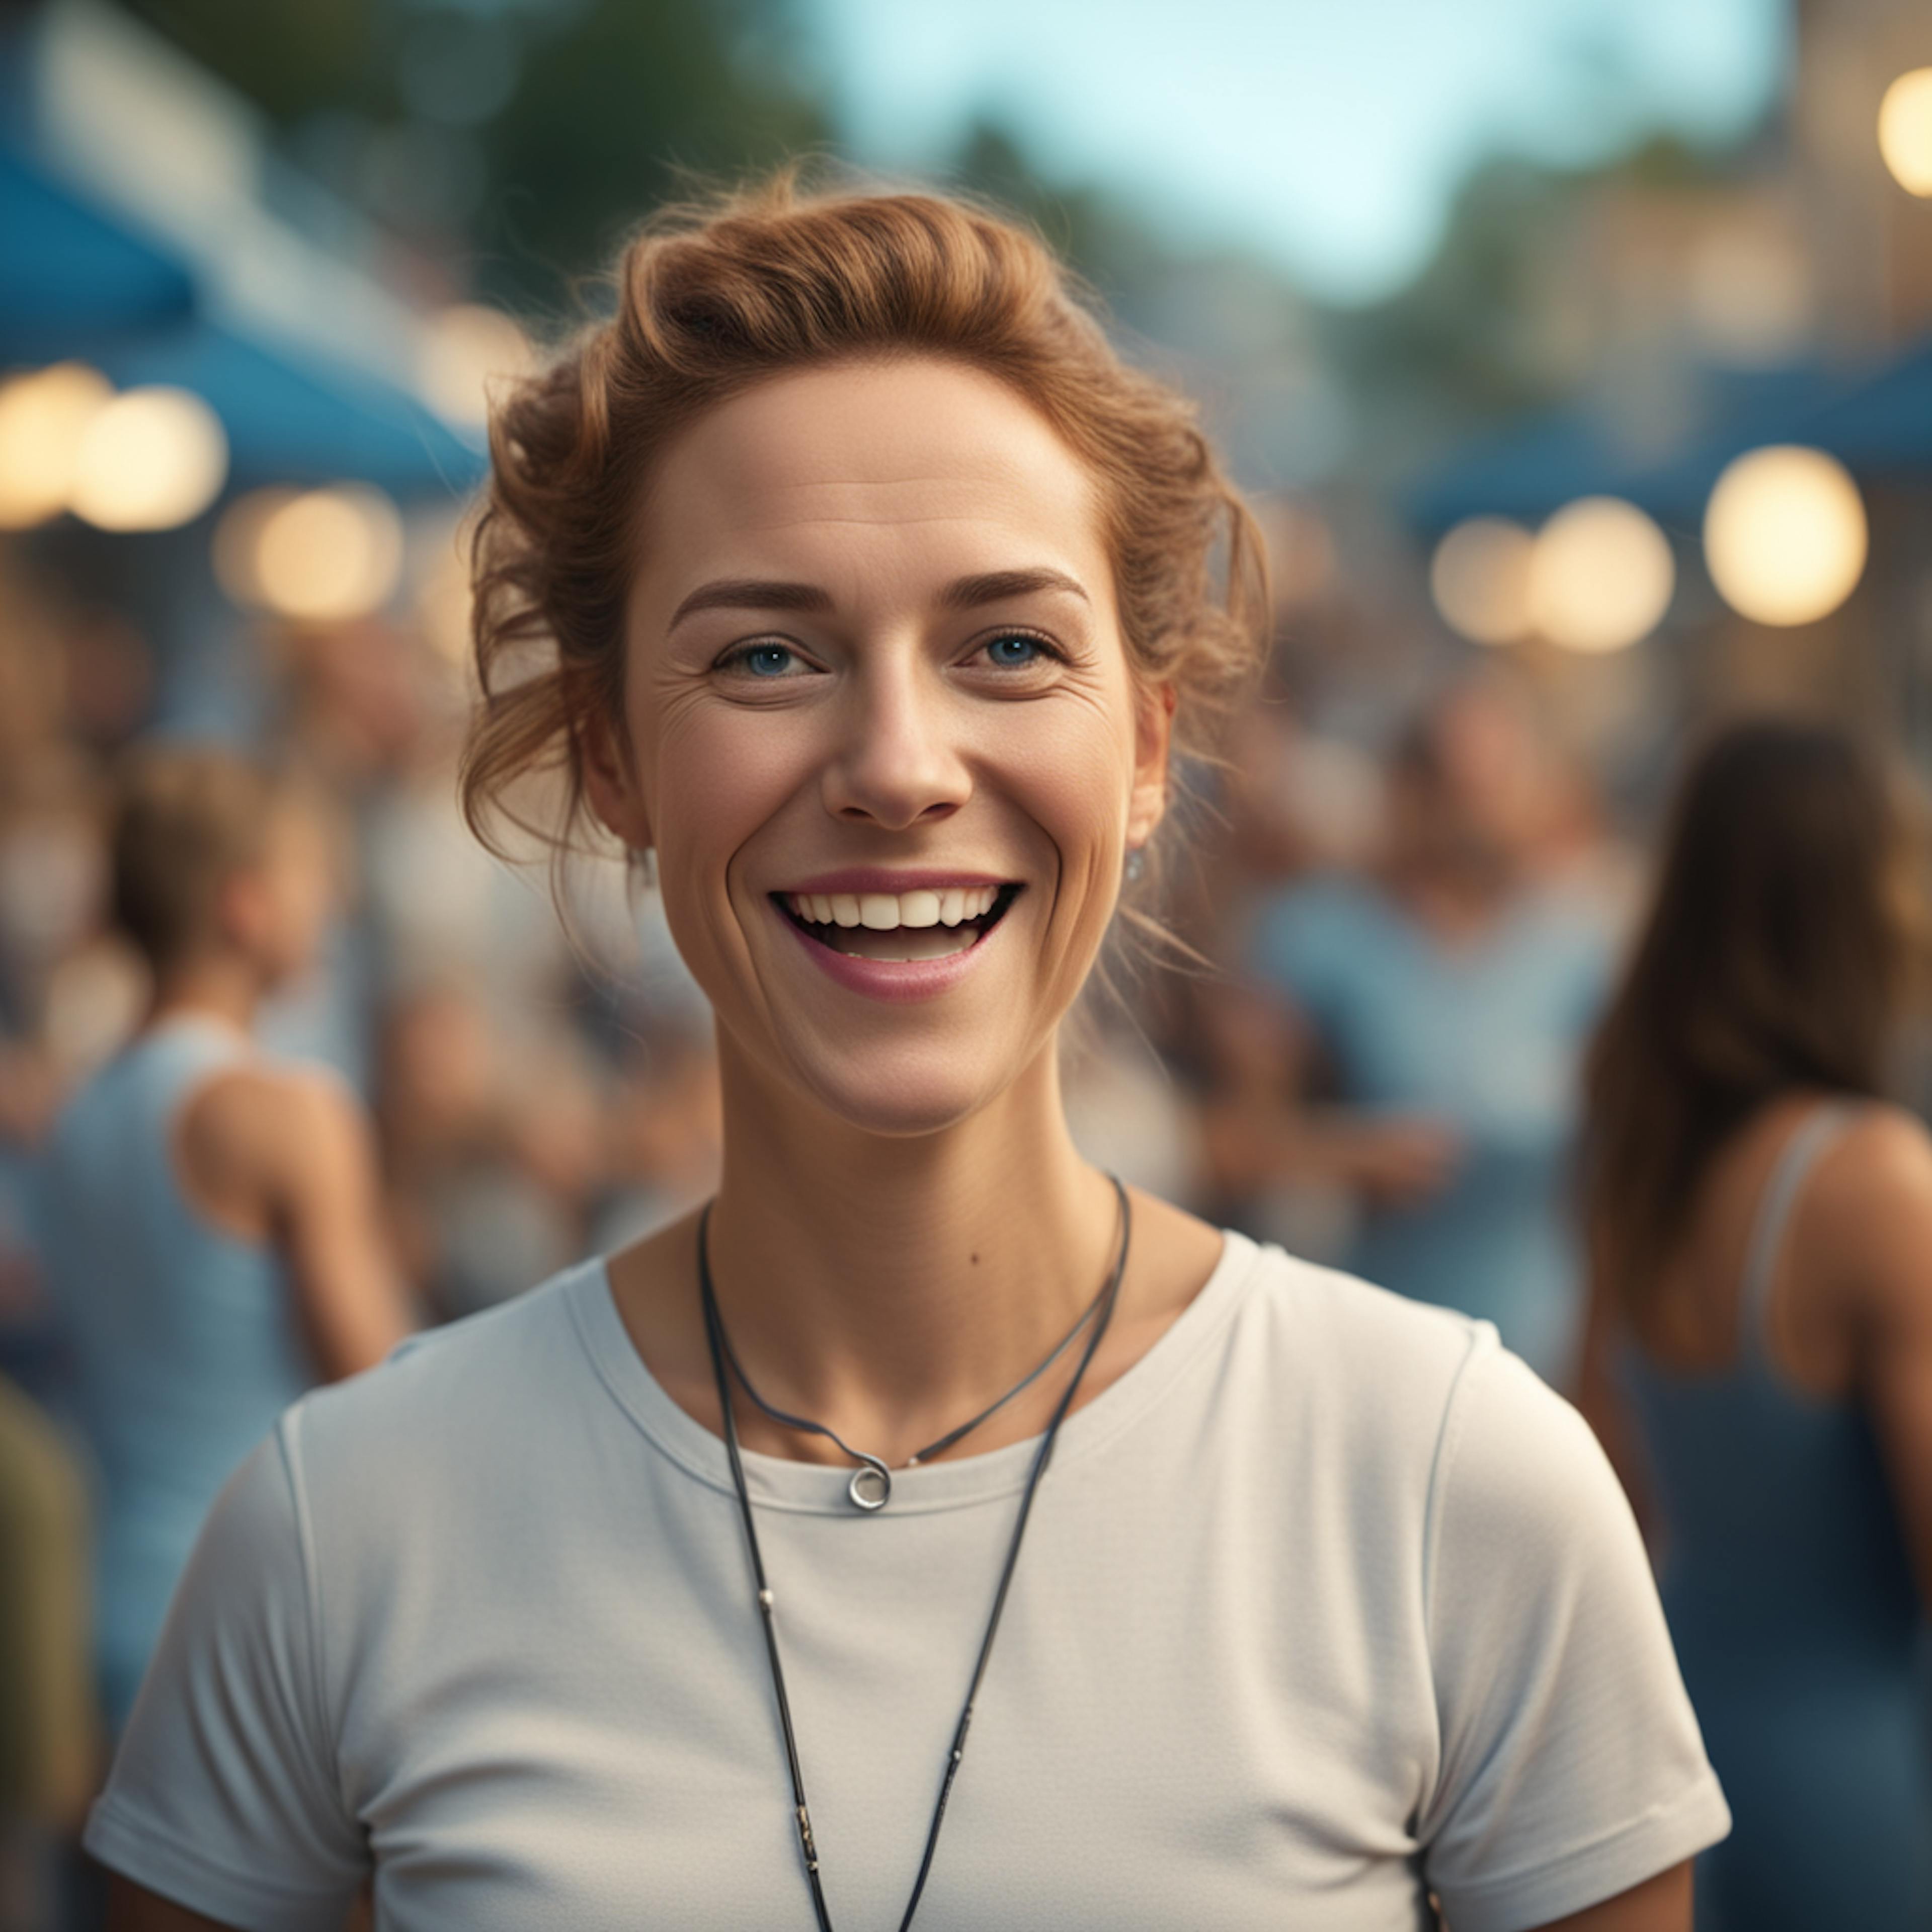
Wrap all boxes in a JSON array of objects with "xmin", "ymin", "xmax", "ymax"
[
  {"xmin": 93, "ymin": 319, "xmax": 487, "ymax": 501},
  {"xmin": 1407, "ymin": 364, "xmax": 1845, "ymax": 538},
  {"xmin": 0, "ymin": 142, "xmax": 195, "ymax": 359}
]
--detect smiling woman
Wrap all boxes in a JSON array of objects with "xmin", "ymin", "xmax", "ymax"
[{"xmin": 93, "ymin": 174, "xmax": 1724, "ymax": 1932}]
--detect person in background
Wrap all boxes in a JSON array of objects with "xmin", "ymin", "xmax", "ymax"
[
  {"xmin": 0, "ymin": 1372, "xmax": 93, "ymax": 1929},
  {"xmin": 39, "ymin": 748, "xmax": 412, "ymax": 1733},
  {"xmin": 1237, "ymin": 675, "xmax": 1617, "ymax": 1383},
  {"xmin": 1579, "ymin": 717, "xmax": 1932, "ymax": 1931}
]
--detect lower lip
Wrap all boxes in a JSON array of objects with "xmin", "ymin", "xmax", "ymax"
[{"xmin": 777, "ymin": 903, "xmax": 1006, "ymax": 1003}]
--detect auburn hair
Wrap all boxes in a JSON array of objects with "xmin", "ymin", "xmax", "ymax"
[
  {"xmin": 1580, "ymin": 717, "xmax": 1922, "ymax": 1332},
  {"xmin": 459, "ymin": 169, "xmax": 1268, "ymax": 869}
]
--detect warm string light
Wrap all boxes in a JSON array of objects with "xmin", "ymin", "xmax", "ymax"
[
  {"xmin": 1879, "ymin": 68, "xmax": 1932, "ymax": 198},
  {"xmin": 1430, "ymin": 498, "xmax": 1673, "ymax": 654},
  {"xmin": 215, "ymin": 484, "xmax": 405, "ymax": 621},
  {"xmin": 418, "ymin": 303, "xmax": 533, "ymax": 432},
  {"xmin": 0, "ymin": 365, "xmax": 226, "ymax": 531},
  {"xmin": 1703, "ymin": 446, "xmax": 1867, "ymax": 627}
]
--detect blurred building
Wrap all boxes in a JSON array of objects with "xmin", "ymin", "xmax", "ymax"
[{"xmin": 1402, "ymin": 0, "xmax": 1932, "ymax": 804}]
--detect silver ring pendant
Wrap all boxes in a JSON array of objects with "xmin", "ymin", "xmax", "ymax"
[{"xmin": 847, "ymin": 1461, "xmax": 891, "ymax": 1511}]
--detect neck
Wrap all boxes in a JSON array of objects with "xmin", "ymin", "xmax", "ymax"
[
  {"xmin": 147, "ymin": 952, "xmax": 264, "ymax": 1036},
  {"xmin": 703, "ymin": 1030, "xmax": 1120, "ymax": 1454}
]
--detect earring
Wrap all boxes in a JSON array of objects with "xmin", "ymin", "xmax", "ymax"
[
  {"xmin": 637, "ymin": 846, "xmax": 659, "ymax": 892},
  {"xmin": 1123, "ymin": 847, "xmax": 1145, "ymax": 885}
]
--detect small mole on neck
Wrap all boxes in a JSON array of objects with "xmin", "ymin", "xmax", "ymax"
[{"xmin": 969, "ymin": 1252, "xmax": 980, "ymax": 1266}]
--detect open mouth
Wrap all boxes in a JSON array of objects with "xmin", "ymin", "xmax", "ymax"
[{"xmin": 773, "ymin": 884, "xmax": 1023, "ymax": 962}]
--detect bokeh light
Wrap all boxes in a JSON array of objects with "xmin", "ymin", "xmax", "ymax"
[
  {"xmin": 409, "ymin": 510, "xmax": 477, "ymax": 665},
  {"xmin": 68, "ymin": 387, "xmax": 228, "ymax": 531},
  {"xmin": 0, "ymin": 363, "xmax": 114, "ymax": 528},
  {"xmin": 1878, "ymin": 68, "xmax": 1932, "ymax": 197},
  {"xmin": 1527, "ymin": 497, "xmax": 1675, "ymax": 654},
  {"xmin": 1703, "ymin": 445, "xmax": 1867, "ymax": 627},
  {"xmin": 216, "ymin": 484, "xmax": 405, "ymax": 621},
  {"xmin": 1430, "ymin": 516, "xmax": 1535, "ymax": 645},
  {"xmin": 418, "ymin": 304, "xmax": 533, "ymax": 431}
]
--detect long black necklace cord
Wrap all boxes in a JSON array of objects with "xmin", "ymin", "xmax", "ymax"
[{"xmin": 698, "ymin": 1175, "xmax": 1132, "ymax": 1932}]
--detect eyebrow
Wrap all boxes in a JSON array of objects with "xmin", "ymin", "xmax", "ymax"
[
  {"xmin": 668, "ymin": 579, "xmax": 834, "ymax": 629},
  {"xmin": 936, "ymin": 568, "xmax": 1091, "ymax": 611},
  {"xmin": 667, "ymin": 567, "xmax": 1090, "ymax": 632}
]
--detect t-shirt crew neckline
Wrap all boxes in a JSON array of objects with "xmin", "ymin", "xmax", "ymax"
[{"xmin": 569, "ymin": 1226, "xmax": 1257, "ymax": 1516}]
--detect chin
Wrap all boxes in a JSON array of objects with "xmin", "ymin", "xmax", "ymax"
[{"xmin": 780, "ymin": 1034, "xmax": 1023, "ymax": 1141}]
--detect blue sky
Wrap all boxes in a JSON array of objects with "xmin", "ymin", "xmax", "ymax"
[{"xmin": 802, "ymin": 0, "xmax": 1791, "ymax": 302}]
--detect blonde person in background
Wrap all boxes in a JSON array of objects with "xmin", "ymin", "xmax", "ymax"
[
  {"xmin": 96, "ymin": 177, "xmax": 1719, "ymax": 1930},
  {"xmin": 39, "ymin": 749, "xmax": 412, "ymax": 1736}
]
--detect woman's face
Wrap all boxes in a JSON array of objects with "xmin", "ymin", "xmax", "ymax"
[{"xmin": 591, "ymin": 356, "xmax": 1170, "ymax": 1138}]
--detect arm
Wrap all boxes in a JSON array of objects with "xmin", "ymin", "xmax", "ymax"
[
  {"xmin": 179, "ymin": 1068, "xmax": 413, "ymax": 1380},
  {"xmin": 1422, "ymin": 1346, "xmax": 1727, "ymax": 1926},
  {"xmin": 263, "ymin": 1074, "xmax": 414, "ymax": 1380},
  {"xmin": 106, "ymin": 1877, "xmax": 236, "ymax": 1931},
  {"xmin": 1527, "ymin": 1861, "xmax": 1691, "ymax": 1932},
  {"xmin": 1196, "ymin": 982, "xmax": 1461, "ymax": 1207}
]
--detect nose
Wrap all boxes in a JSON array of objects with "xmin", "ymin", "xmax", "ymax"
[{"xmin": 820, "ymin": 656, "xmax": 971, "ymax": 831}]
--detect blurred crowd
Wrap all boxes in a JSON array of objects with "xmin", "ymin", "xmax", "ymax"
[{"xmin": 4, "ymin": 522, "xmax": 1930, "ymax": 1929}]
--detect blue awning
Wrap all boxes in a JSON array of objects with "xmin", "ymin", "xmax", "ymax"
[
  {"xmin": 1406, "ymin": 364, "xmax": 1844, "ymax": 538},
  {"xmin": 92, "ymin": 319, "xmax": 487, "ymax": 501},
  {"xmin": 0, "ymin": 142, "xmax": 195, "ymax": 359}
]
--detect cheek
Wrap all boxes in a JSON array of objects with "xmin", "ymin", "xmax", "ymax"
[
  {"xmin": 1002, "ymin": 692, "xmax": 1138, "ymax": 856},
  {"xmin": 640, "ymin": 699, "xmax": 810, "ymax": 914}
]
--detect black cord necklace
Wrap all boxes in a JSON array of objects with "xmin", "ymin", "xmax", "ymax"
[
  {"xmin": 707, "ymin": 1227, "xmax": 1116, "ymax": 1512},
  {"xmin": 697, "ymin": 1176, "xmax": 1131, "ymax": 1932}
]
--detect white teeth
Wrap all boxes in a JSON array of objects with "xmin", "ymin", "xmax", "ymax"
[{"xmin": 788, "ymin": 885, "xmax": 1009, "ymax": 930}]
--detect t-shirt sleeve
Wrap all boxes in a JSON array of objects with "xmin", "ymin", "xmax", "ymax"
[
  {"xmin": 83, "ymin": 1418, "xmax": 368, "ymax": 1930},
  {"xmin": 1416, "ymin": 1342, "xmax": 1730, "ymax": 1931}
]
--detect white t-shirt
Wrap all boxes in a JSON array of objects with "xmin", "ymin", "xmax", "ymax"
[{"xmin": 88, "ymin": 1232, "xmax": 1728, "ymax": 1931}]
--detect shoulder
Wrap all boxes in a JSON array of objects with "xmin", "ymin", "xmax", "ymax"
[
  {"xmin": 1234, "ymin": 1242, "xmax": 1510, "ymax": 1487},
  {"xmin": 280, "ymin": 1262, "xmax": 605, "ymax": 1488},
  {"xmin": 1811, "ymin": 1100, "xmax": 1932, "ymax": 1206},
  {"xmin": 1804, "ymin": 1102, "xmax": 1932, "ymax": 1323},
  {"xmin": 181, "ymin": 1059, "xmax": 370, "ymax": 1179},
  {"xmin": 1250, "ymin": 873, "xmax": 1381, "ymax": 985},
  {"xmin": 1240, "ymin": 1242, "xmax": 1618, "ymax": 1543},
  {"xmin": 1258, "ymin": 871, "xmax": 1377, "ymax": 931}
]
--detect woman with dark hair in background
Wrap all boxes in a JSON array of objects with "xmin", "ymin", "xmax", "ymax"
[{"xmin": 1580, "ymin": 717, "xmax": 1932, "ymax": 1931}]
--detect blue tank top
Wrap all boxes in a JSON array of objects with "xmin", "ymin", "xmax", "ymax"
[
  {"xmin": 1620, "ymin": 1104, "xmax": 1932, "ymax": 1930},
  {"xmin": 41, "ymin": 1017, "xmax": 313, "ymax": 1729}
]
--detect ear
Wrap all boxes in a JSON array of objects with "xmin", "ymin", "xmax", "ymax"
[
  {"xmin": 1125, "ymin": 681, "xmax": 1177, "ymax": 851},
  {"xmin": 579, "ymin": 705, "xmax": 654, "ymax": 853}
]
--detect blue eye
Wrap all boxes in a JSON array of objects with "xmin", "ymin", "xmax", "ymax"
[
  {"xmin": 985, "ymin": 633, "xmax": 1044, "ymax": 668},
  {"xmin": 734, "ymin": 643, "xmax": 797, "ymax": 677}
]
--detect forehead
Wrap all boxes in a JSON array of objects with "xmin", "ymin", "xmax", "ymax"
[{"xmin": 635, "ymin": 357, "xmax": 1108, "ymax": 598}]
